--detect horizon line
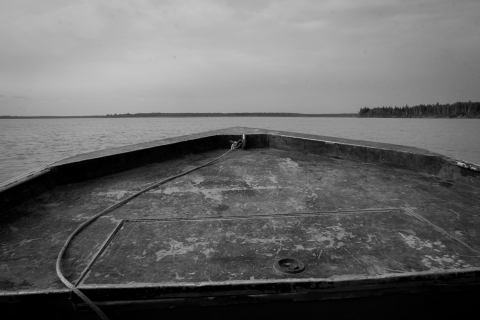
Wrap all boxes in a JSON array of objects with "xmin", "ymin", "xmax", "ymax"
[{"xmin": 0, "ymin": 112, "xmax": 359, "ymax": 118}]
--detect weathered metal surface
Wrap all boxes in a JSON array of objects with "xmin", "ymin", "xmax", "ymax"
[
  {"xmin": 2, "ymin": 148, "xmax": 480, "ymax": 291},
  {"xmin": 1, "ymin": 128, "xmax": 480, "ymax": 318},
  {"xmin": 79, "ymin": 209, "xmax": 477, "ymax": 287},
  {"xmin": 2, "ymin": 128, "xmax": 479, "ymax": 213}
]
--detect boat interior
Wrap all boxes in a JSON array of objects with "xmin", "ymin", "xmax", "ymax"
[{"xmin": 1, "ymin": 127, "xmax": 480, "ymax": 319}]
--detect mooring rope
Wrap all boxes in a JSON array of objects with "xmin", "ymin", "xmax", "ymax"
[{"xmin": 56, "ymin": 139, "xmax": 244, "ymax": 320}]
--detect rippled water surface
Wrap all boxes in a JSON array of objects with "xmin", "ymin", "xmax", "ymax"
[{"xmin": 1, "ymin": 117, "xmax": 479, "ymax": 183}]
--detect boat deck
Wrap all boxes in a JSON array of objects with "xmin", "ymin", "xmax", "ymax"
[
  {"xmin": 1, "ymin": 128, "xmax": 480, "ymax": 318},
  {"xmin": 3, "ymin": 148, "xmax": 480, "ymax": 287}
]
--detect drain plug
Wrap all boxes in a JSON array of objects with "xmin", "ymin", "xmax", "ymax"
[{"xmin": 274, "ymin": 257, "xmax": 305, "ymax": 274}]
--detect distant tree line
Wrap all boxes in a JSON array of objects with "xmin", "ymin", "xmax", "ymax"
[
  {"xmin": 104, "ymin": 112, "xmax": 358, "ymax": 118},
  {"xmin": 0, "ymin": 112, "xmax": 358, "ymax": 119},
  {"xmin": 359, "ymin": 101, "xmax": 480, "ymax": 118}
]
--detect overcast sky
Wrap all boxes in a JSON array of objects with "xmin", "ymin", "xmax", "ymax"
[{"xmin": 0, "ymin": 0, "xmax": 479, "ymax": 116}]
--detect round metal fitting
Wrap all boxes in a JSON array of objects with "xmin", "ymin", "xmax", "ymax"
[{"xmin": 273, "ymin": 257, "xmax": 305, "ymax": 274}]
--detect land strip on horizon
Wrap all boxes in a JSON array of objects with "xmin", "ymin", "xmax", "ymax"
[{"xmin": 0, "ymin": 112, "xmax": 358, "ymax": 119}]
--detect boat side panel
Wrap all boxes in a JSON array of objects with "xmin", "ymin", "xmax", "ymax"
[
  {"xmin": 0, "ymin": 171, "xmax": 57, "ymax": 213},
  {"xmin": 52, "ymin": 136, "xmax": 223, "ymax": 185},
  {"xmin": 51, "ymin": 134, "xmax": 268, "ymax": 185},
  {"xmin": 266, "ymin": 132, "xmax": 479, "ymax": 188},
  {"xmin": 437, "ymin": 162, "xmax": 480, "ymax": 189},
  {"xmin": 268, "ymin": 135, "xmax": 445, "ymax": 175}
]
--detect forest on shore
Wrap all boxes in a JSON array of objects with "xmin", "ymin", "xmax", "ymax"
[
  {"xmin": 359, "ymin": 101, "xmax": 480, "ymax": 118},
  {"xmin": 104, "ymin": 112, "xmax": 357, "ymax": 118}
]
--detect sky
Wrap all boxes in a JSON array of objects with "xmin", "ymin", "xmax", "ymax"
[{"xmin": 0, "ymin": 0, "xmax": 479, "ymax": 116}]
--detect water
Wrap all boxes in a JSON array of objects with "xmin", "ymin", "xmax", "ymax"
[{"xmin": 1, "ymin": 117, "xmax": 479, "ymax": 184}]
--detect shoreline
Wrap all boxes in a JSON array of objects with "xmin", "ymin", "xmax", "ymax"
[
  {"xmin": 2, "ymin": 115, "xmax": 480, "ymax": 119},
  {"xmin": 1, "ymin": 114, "xmax": 358, "ymax": 119},
  {"xmin": 358, "ymin": 115, "xmax": 480, "ymax": 119}
]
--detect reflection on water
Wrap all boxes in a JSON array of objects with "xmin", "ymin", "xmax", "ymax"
[{"xmin": 1, "ymin": 117, "xmax": 479, "ymax": 183}]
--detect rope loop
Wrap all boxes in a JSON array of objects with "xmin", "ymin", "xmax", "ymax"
[{"xmin": 230, "ymin": 139, "xmax": 243, "ymax": 150}]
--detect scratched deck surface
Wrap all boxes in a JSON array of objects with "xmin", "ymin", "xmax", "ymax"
[
  {"xmin": 81, "ymin": 211, "xmax": 473, "ymax": 286},
  {"xmin": 2, "ymin": 148, "xmax": 480, "ymax": 292}
]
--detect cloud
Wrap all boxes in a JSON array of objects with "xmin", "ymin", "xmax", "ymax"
[
  {"xmin": 0, "ymin": 0, "xmax": 479, "ymax": 115},
  {"xmin": 0, "ymin": 94, "xmax": 28, "ymax": 101}
]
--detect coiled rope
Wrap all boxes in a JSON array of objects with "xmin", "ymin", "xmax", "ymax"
[{"xmin": 56, "ymin": 140, "xmax": 244, "ymax": 320}]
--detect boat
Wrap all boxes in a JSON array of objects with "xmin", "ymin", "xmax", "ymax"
[{"xmin": 1, "ymin": 127, "xmax": 480, "ymax": 319}]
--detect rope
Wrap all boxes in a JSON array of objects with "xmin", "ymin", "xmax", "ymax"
[{"xmin": 56, "ymin": 140, "xmax": 243, "ymax": 320}]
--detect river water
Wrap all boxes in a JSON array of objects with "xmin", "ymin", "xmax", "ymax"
[{"xmin": 1, "ymin": 117, "xmax": 479, "ymax": 184}]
